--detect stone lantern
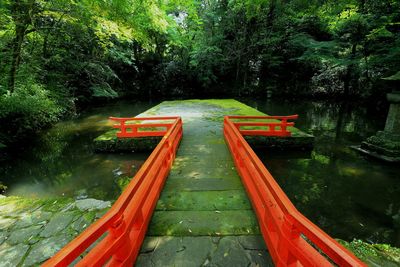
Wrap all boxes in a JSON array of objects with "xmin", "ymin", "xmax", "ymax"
[{"xmin": 356, "ymin": 72, "xmax": 400, "ymax": 162}]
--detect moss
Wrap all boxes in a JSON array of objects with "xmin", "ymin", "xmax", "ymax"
[
  {"xmin": 337, "ymin": 239, "xmax": 400, "ymax": 266},
  {"xmin": 366, "ymin": 135, "xmax": 400, "ymax": 151},
  {"xmin": 361, "ymin": 131, "xmax": 400, "ymax": 159},
  {"xmin": 0, "ymin": 182, "xmax": 7, "ymax": 193},
  {"xmin": 83, "ymin": 211, "xmax": 97, "ymax": 222},
  {"xmin": 115, "ymin": 176, "xmax": 132, "ymax": 191},
  {"xmin": 94, "ymin": 99, "xmax": 314, "ymax": 152},
  {"xmin": 147, "ymin": 210, "xmax": 260, "ymax": 236},
  {"xmin": 93, "ymin": 129, "xmax": 161, "ymax": 153},
  {"xmin": 142, "ymin": 99, "xmax": 313, "ymax": 146}
]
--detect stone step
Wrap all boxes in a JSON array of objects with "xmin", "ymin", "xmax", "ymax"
[
  {"xmin": 162, "ymin": 178, "xmax": 243, "ymax": 191},
  {"xmin": 136, "ymin": 236, "xmax": 273, "ymax": 267},
  {"xmin": 168, "ymin": 166, "xmax": 238, "ymax": 180},
  {"xmin": 156, "ymin": 190, "xmax": 252, "ymax": 211},
  {"xmin": 147, "ymin": 210, "xmax": 260, "ymax": 236}
]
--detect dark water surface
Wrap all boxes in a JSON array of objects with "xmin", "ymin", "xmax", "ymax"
[
  {"xmin": 1, "ymin": 98, "xmax": 399, "ymax": 246},
  {"xmin": 242, "ymin": 99, "xmax": 400, "ymax": 247},
  {"xmin": 0, "ymin": 100, "xmax": 158, "ymax": 200}
]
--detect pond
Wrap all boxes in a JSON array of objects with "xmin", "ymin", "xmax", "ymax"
[
  {"xmin": 242, "ymin": 99, "xmax": 400, "ymax": 247},
  {"xmin": 0, "ymin": 98, "xmax": 399, "ymax": 247},
  {"xmin": 0, "ymin": 100, "xmax": 158, "ymax": 200}
]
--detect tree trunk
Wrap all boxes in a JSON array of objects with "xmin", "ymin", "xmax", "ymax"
[
  {"xmin": 343, "ymin": 44, "xmax": 357, "ymax": 97},
  {"xmin": 8, "ymin": 25, "xmax": 27, "ymax": 93},
  {"xmin": 266, "ymin": 0, "xmax": 277, "ymax": 28},
  {"xmin": 8, "ymin": 0, "xmax": 35, "ymax": 93}
]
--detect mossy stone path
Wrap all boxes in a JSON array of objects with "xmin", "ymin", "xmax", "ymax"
[
  {"xmin": 136, "ymin": 100, "xmax": 276, "ymax": 266},
  {"xmin": 0, "ymin": 197, "xmax": 111, "ymax": 266}
]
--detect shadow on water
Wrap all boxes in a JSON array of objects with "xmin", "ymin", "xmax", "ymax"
[
  {"xmin": 242, "ymin": 98, "xmax": 400, "ymax": 246},
  {"xmin": 0, "ymin": 100, "xmax": 158, "ymax": 200}
]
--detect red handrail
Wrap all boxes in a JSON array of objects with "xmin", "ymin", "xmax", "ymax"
[
  {"xmin": 43, "ymin": 116, "xmax": 183, "ymax": 267},
  {"xmin": 229, "ymin": 115, "xmax": 298, "ymax": 137},
  {"xmin": 109, "ymin": 117, "xmax": 179, "ymax": 138},
  {"xmin": 223, "ymin": 116, "xmax": 366, "ymax": 267}
]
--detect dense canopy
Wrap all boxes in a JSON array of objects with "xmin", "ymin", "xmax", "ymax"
[{"xmin": 0, "ymin": 0, "xmax": 400, "ymax": 146}]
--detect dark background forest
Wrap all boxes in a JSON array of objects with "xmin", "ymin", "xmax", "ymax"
[{"xmin": 0, "ymin": 0, "xmax": 399, "ymax": 147}]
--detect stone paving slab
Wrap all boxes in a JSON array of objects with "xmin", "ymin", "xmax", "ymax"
[
  {"xmin": 0, "ymin": 197, "xmax": 110, "ymax": 266},
  {"xmin": 171, "ymin": 157, "xmax": 233, "ymax": 169},
  {"xmin": 147, "ymin": 210, "xmax": 260, "ymax": 236},
  {"xmin": 168, "ymin": 166, "xmax": 238, "ymax": 179},
  {"xmin": 156, "ymin": 190, "xmax": 251, "ymax": 211},
  {"xmin": 162, "ymin": 178, "xmax": 244, "ymax": 191},
  {"xmin": 136, "ymin": 236, "xmax": 274, "ymax": 267}
]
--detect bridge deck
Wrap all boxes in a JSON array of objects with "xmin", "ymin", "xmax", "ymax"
[{"xmin": 135, "ymin": 100, "xmax": 275, "ymax": 266}]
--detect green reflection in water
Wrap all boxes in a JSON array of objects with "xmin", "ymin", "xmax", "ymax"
[
  {"xmin": 0, "ymin": 100, "xmax": 157, "ymax": 200},
  {"xmin": 246, "ymin": 99, "xmax": 400, "ymax": 246}
]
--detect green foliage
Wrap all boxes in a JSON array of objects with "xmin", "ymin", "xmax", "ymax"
[
  {"xmin": 1, "ymin": 0, "xmax": 400, "ymax": 145},
  {"xmin": 383, "ymin": 71, "xmax": 400, "ymax": 81},
  {"xmin": 338, "ymin": 239, "xmax": 400, "ymax": 266},
  {"xmin": 0, "ymin": 84, "xmax": 62, "ymax": 144}
]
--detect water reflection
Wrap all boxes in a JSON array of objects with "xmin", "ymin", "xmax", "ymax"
[
  {"xmin": 0, "ymin": 100, "xmax": 157, "ymax": 200},
  {"xmin": 245, "ymin": 99, "xmax": 400, "ymax": 246}
]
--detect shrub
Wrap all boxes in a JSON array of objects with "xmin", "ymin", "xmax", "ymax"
[{"xmin": 0, "ymin": 84, "xmax": 62, "ymax": 146}]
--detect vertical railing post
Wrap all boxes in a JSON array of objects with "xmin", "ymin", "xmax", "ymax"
[
  {"xmin": 276, "ymin": 215, "xmax": 300, "ymax": 266},
  {"xmin": 120, "ymin": 120, "xmax": 127, "ymax": 137},
  {"xmin": 269, "ymin": 125, "xmax": 276, "ymax": 135},
  {"xmin": 108, "ymin": 215, "xmax": 130, "ymax": 265},
  {"xmin": 281, "ymin": 119, "xmax": 288, "ymax": 136}
]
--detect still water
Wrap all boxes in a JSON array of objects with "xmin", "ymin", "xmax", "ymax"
[
  {"xmin": 0, "ymin": 101, "xmax": 157, "ymax": 200},
  {"xmin": 0, "ymin": 99, "xmax": 399, "ymax": 246},
  {"xmin": 243, "ymin": 99, "xmax": 400, "ymax": 246}
]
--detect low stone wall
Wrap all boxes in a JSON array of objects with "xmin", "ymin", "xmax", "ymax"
[
  {"xmin": 93, "ymin": 129, "xmax": 162, "ymax": 153},
  {"xmin": 244, "ymin": 134, "xmax": 314, "ymax": 150}
]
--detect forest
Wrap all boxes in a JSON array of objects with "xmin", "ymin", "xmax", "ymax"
[{"xmin": 0, "ymin": 0, "xmax": 399, "ymax": 148}]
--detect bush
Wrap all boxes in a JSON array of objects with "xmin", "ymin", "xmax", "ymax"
[{"xmin": 0, "ymin": 84, "xmax": 63, "ymax": 146}]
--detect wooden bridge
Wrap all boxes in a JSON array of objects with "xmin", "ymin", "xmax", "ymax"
[{"xmin": 43, "ymin": 100, "xmax": 365, "ymax": 267}]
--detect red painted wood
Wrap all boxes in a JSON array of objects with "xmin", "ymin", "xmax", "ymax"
[
  {"xmin": 43, "ymin": 117, "xmax": 182, "ymax": 267},
  {"xmin": 229, "ymin": 116, "xmax": 297, "ymax": 137},
  {"xmin": 223, "ymin": 115, "xmax": 366, "ymax": 267}
]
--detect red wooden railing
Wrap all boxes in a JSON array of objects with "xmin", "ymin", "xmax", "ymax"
[
  {"xmin": 224, "ymin": 115, "xmax": 366, "ymax": 267},
  {"xmin": 43, "ymin": 117, "xmax": 183, "ymax": 267},
  {"xmin": 109, "ymin": 116, "xmax": 180, "ymax": 138},
  {"xmin": 228, "ymin": 115, "xmax": 299, "ymax": 137}
]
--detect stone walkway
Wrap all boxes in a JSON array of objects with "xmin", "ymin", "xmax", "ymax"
[
  {"xmin": 0, "ymin": 197, "xmax": 110, "ymax": 266},
  {"xmin": 136, "ymin": 100, "xmax": 274, "ymax": 266}
]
